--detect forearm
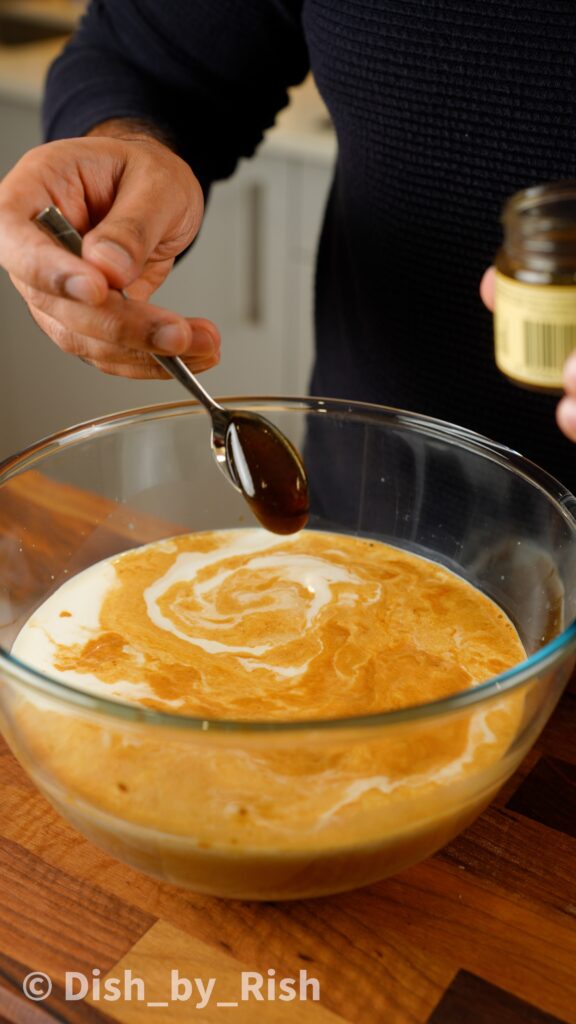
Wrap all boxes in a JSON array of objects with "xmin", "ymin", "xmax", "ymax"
[{"xmin": 43, "ymin": 0, "xmax": 309, "ymax": 189}]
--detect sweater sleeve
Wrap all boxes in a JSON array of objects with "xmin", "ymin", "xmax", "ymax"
[{"xmin": 42, "ymin": 0, "xmax": 309, "ymax": 189}]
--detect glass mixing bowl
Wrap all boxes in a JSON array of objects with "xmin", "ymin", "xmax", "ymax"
[{"xmin": 0, "ymin": 397, "xmax": 575, "ymax": 900}]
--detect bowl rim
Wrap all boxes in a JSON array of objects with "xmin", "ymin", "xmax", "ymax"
[{"xmin": 1, "ymin": 394, "xmax": 576, "ymax": 733}]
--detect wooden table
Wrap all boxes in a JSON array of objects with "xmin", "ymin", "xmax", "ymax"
[{"xmin": 0, "ymin": 473, "xmax": 575, "ymax": 1024}]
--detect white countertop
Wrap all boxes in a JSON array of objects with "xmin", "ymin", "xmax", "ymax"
[
  {"xmin": 265, "ymin": 75, "xmax": 336, "ymax": 165},
  {"xmin": 0, "ymin": 15, "xmax": 336, "ymax": 164},
  {"xmin": 0, "ymin": 0, "xmax": 83, "ymax": 26},
  {"xmin": 0, "ymin": 0, "xmax": 82, "ymax": 100}
]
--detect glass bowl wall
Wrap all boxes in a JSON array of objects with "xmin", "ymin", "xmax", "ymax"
[{"xmin": 0, "ymin": 398, "xmax": 575, "ymax": 899}]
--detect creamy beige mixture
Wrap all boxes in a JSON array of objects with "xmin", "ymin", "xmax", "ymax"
[{"xmin": 11, "ymin": 529, "xmax": 527, "ymax": 898}]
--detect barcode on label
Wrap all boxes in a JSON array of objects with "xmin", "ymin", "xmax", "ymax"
[{"xmin": 523, "ymin": 322, "xmax": 576, "ymax": 370}]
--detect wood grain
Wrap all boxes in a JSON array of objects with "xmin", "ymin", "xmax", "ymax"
[
  {"xmin": 0, "ymin": 836, "xmax": 154, "ymax": 978},
  {"xmin": 0, "ymin": 948, "xmax": 116, "ymax": 1024},
  {"xmin": 89, "ymin": 921, "xmax": 343, "ymax": 1023},
  {"xmin": 0, "ymin": 473, "xmax": 575, "ymax": 1023},
  {"xmin": 506, "ymin": 756, "xmax": 576, "ymax": 838},
  {"xmin": 428, "ymin": 970, "xmax": 567, "ymax": 1024}
]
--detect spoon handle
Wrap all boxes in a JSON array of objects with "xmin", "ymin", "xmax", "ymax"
[
  {"xmin": 34, "ymin": 206, "xmax": 225, "ymax": 418},
  {"xmin": 152, "ymin": 353, "xmax": 224, "ymax": 415}
]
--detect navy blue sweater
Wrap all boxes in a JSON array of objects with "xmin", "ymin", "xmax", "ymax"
[{"xmin": 44, "ymin": 0, "xmax": 576, "ymax": 490}]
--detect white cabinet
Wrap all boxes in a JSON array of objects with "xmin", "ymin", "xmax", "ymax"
[
  {"xmin": 0, "ymin": 89, "xmax": 333, "ymax": 460},
  {"xmin": 155, "ymin": 153, "xmax": 332, "ymax": 399}
]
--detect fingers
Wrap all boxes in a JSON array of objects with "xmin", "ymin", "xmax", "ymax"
[
  {"xmin": 480, "ymin": 266, "xmax": 495, "ymax": 311},
  {"xmin": 81, "ymin": 145, "xmax": 202, "ymax": 290},
  {"xmin": 80, "ymin": 350, "xmax": 220, "ymax": 380},
  {"xmin": 29, "ymin": 311, "xmax": 220, "ymax": 380},
  {"xmin": 557, "ymin": 353, "xmax": 576, "ymax": 441},
  {"xmin": 0, "ymin": 209, "xmax": 109, "ymax": 304},
  {"xmin": 16, "ymin": 281, "xmax": 214, "ymax": 356},
  {"xmin": 0, "ymin": 136, "xmax": 201, "ymax": 303},
  {"xmin": 16, "ymin": 277, "xmax": 221, "ymax": 379},
  {"xmin": 555, "ymin": 396, "xmax": 576, "ymax": 441},
  {"xmin": 0, "ymin": 145, "xmax": 108, "ymax": 301}
]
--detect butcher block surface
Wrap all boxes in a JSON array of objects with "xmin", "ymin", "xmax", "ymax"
[{"xmin": 0, "ymin": 472, "xmax": 574, "ymax": 1024}]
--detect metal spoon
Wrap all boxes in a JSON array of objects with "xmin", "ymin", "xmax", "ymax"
[{"xmin": 35, "ymin": 205, "xmax": 309, "ymax": 534}]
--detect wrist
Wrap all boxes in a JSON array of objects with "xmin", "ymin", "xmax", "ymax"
[{"xmin": 86, "ymin": 118, "xmax": 175, "ymax": 151}]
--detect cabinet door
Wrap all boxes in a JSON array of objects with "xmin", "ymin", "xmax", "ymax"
[
  {"xmin": 282, "ymin": 160, "xmax": 333, "ymax": 396},
  {"xmin": 154, "ymin": 154, "xmax": 291, "ymax": 399}
]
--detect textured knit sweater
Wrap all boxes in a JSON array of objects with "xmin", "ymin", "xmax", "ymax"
[{"xmin": 44, "ymin": 0, "xmax": 576, "ymax": 490}]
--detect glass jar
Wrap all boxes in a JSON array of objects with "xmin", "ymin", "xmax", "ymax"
[{"xmin": 494, "ymin": 181, "xmax": 576, "ymax": 390}]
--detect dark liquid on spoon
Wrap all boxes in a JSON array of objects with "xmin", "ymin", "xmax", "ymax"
[{"xmin": 225, "ymin": 413, "xmax": 309, "ymax": 534}]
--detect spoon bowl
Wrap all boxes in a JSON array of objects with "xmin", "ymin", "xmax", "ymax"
[
  {"xmin": 223, "ymin": 410, "xmax": 310, "ymax": 534},
  {"xmin": 153, "ymin": 354, "xmax": 310, "ymax": 533}
]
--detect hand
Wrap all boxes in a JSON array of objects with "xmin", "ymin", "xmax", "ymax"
[
  {"xmin": 0, "ymin": 126, "xmax": 220, "ymax": 378},
  {"xmin": 479, "ymin": 266, "xmax": 495, "ymax": 312},
  {"xmin": 480, "ymin": 265, "xmax": 576, "ymax": 442},
  {"xmin": 556, "ymin": 358, "xmax": 576, "ymax": 441}
]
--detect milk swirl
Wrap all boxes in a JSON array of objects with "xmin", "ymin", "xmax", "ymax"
[{"xmin": 12, "ymin": 528, "xmax": 525, "ymax": 722}]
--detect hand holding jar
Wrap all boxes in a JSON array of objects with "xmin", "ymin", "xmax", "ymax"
[{"xmin": 480, "ymin": 182, "xmax": 576, "ymax": 444}]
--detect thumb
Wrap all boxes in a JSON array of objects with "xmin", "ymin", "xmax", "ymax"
[{"xmin": 81, "ymin": 152, "xmax": 201, "ymax": 289}]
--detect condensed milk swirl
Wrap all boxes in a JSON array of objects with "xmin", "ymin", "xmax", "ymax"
[{"xmin": 13, "ymin": 528, "xmax": 525, "ymax": 722}]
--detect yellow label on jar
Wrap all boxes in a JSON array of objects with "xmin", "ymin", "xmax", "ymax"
[{"xmin": 494, "ymin": 270, "xmax": 576, "ymax": 388}]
